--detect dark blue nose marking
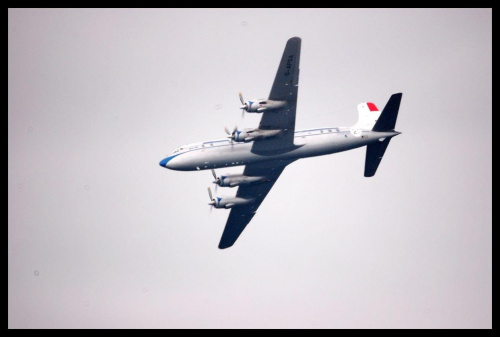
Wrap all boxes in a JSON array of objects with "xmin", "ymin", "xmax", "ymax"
[{"xmin": 159, "ymin": 154, "xmax": 180, "ymax": 168}]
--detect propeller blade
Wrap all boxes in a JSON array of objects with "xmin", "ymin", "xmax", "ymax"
[
  {"xmin": 232, "ymin": 126, "xmax": 237, "ymax": 134},
  {"xmin": 224, "ymin": 126, "xmax": 231, "ymax": 135},
  {"xmin": 207, "ymin": 186, "xmax": 213, "ymax": 201},
  {"xmin": 239, "ymin": 92, "xmax": 244, "ymax": 105},
  {"xmin": 211, "ymin": 169, "xmax": 219, "ymax": 192}
]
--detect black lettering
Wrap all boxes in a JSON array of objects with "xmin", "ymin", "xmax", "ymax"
[{"xmin": 284, "ymin": 55, "xmax": 294, "ymax": 76}]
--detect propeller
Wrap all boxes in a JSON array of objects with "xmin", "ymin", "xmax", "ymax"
[
  {"xmin": 225, "ymin": 126, "xmax": 238, "ymax": 143},
  {"xmin": 239, "ymin": 92, "xmax": 246, "ymax": 108},
  {"xmin": 211, "ymin": 169, "xmax": 220, "ymax": 192},
  {"xmin": 239, "ymin": 92, "xmax": 247, "ymax": 118},
  {"xmin": 207, "ymin": 186, "xmax": 215, "ymax": 211}
]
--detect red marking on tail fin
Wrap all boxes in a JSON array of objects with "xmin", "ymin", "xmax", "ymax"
[{"xmin": 367, "ymin": 102, "xmax": 379, "ymax": 111}]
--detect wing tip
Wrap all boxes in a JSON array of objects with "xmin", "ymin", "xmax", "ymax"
[
  {"xmin": 286, "ymin": 36, "xmax": 301, "ymax": 46},
  {"xmin": 392, "ymin": 92, "xmax": 403, "ymax": 100},
  {"xmin": 218, "ymin": 242, "xmax": 233, "ymax": 250}
]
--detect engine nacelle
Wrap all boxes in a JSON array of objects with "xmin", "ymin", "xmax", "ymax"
[
  {"xmin": 231, "ymin": 128, "xmax": 282, "ymax": 143},
  {"xmin": 208, "ymin": 186, "xmax": 253, "ymax": 210},
  {"xmin": 232, "ymin": 130, "xmax": 252, "ymax": 142},
  {"xmin": 216, "ymin": 174, "xmax": 268, "ymax": 188},
  {"xmin": 217, "ymin": 175, "xmax": 237, "ymax": 187},
  {"xmin": 210, "ymin": 196, "xmax": 253, "ymax": 209},
  {"xmin": 241, "ymin": 99, "xmax": 287, "ymax": 113}
]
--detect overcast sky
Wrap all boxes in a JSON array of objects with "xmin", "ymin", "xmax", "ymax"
[{"xmin": 8, "ymin": 8, "xmax": 491, "ymax": 328}]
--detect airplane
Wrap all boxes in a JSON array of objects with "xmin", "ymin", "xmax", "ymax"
[{"xmin": 159, "ymin": 37, "xmax": 403, "ymax": 249}]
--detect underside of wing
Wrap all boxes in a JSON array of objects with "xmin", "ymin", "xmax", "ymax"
[
  {"xmin": 267, "ymin": 37, "xmax": 301, "ymax": 103},
  {"xmin": 218, "ymin": 159, "xmax": 295, "ymax": 249},
  {"xmin": 251, "ymin": 37, "xmax": 301, "ymax": 154}
]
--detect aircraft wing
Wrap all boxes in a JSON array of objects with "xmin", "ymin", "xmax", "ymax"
[
  {"xmin": 218, "ymin": 159, "xmax": 295, "ymax": 249},
  {"xmin": 251, "ymin": 37, "xmax": 301, "ymax": 154}
]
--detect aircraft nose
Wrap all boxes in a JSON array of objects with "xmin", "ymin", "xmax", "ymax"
[
  {"xmin": 159, "ymin": 158, "xmax": 169, "ymax": 167},
  {"xmin": 159, "ymin": 154, "xmax": 181, "ymax": 170}
]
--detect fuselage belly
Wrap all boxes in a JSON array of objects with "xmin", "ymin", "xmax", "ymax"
[{"xmin": 162, "ymin": 129, "xmax": 398, "ymax": 171}]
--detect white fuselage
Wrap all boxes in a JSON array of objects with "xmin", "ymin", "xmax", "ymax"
[{"xmin": 160, "ymin": 127, "xmax": 399, "ymax": 171}]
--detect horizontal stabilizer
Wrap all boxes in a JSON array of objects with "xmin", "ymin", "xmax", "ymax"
[
  {"xmin": 364, "ymin": 138, "xmax": 392, "ymax": 177},
  {"xmin": 372, "ymin": 93, "xmax": 402, "ymax": 132}
]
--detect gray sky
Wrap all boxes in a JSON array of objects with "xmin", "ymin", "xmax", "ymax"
[{"xmin": 8, "ymin": 9, "xmax": 491, "ymax": 328}]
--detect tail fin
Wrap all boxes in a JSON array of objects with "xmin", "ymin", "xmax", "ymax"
[
  {"xmin": 350, "ymin": 102, "xmax": 381, "ymax": 135},
  {"xmin": 364, "ymin": 93, "xmax": 403, "ymax": 177}
]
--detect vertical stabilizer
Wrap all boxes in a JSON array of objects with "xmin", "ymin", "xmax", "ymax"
[{"xmin": 350, "ymin": 102, "xmax": 381, "ymax": 136}]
